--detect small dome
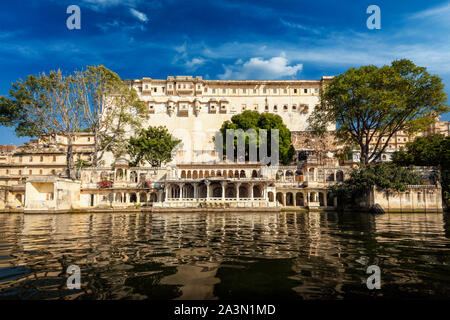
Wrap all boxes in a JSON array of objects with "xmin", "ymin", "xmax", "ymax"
[{"xmin": 115, "ymin": 157, "xmax": 129, "ymax": 167}]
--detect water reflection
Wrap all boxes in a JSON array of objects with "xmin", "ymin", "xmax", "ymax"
[{"xmin": 0, "ymin": 212, "xmax": 449, "ymax": 299}]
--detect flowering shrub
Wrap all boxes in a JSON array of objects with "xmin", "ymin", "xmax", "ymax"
[
  {"xmin": 98, "ymin": 178, "xmax": 113, "ymax": 190},
  {"xmin": 137, "ymin": 179, "xmax": 151, "ymax": 188}
]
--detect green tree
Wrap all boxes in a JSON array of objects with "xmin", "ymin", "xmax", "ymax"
[
  {"xmin": 392, "ymin": 134, "xmax": 450, "ymax": 202},
  {"xmin": 217, "ymin": 110, "xmax": 295, "ymax": 165},
  {"xmin": 127, "ymin": 126, "xmax": 181, "ymax": 167},
  {"xmin": 0, "ymin": 70, "xmax": 83, "ymax": 178},
  {"xmin": 309, "ymin": 59, "xmax": 448, "ymax": 165},
  {"xmin": 331, "ymin": 163, "xmax": 423, "ymax": 205},
  {"xmin": 75, "ymin": 65, "xmax": 147, "ymax": 165}
]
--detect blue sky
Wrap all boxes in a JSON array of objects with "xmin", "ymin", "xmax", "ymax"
[{"xmin": 1, "ymin": 0, "xmax": 449, "ymax": 145}]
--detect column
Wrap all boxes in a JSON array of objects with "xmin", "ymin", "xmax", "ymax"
[
  {"xmin": 250, "ymin": 183, "xmax": 254, "ymax": 200},
  {"xmin": 221, "ymin": 182, "xmax": 226, "ymax": 201},
  {"xmin": 179, "ymin": 183, "xmax": 184, "ymax": 200},
  {"xmin": 158, "ymin": 190, "xmax": 162, "ymax": 202},
  {"xmin": 193, "ymin": 183, "xmax": 198, "ymax": 199},
  {"xmin": 206, "ymin": 181, "xmax": 210, "ymax": 201},
  {"xmin": 164, "ymin": 185, "xmax": 169, "ymax": 200},
  {"xmin": 236, "ymin": 183, "xmax": 241, "ymax": 200},
  {"xmin": 324, "ymin": 193, "xmax": 327, "ymax": 207}
]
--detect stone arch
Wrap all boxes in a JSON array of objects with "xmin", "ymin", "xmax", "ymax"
[
  {"xmin": 187, "ymin": 171, "xmax": 192, "ymax": 179},
  {"xmin": 277, "ymin": 170, "xmax": 284, "ymax": 179},
  {"xmin": 171, "ymin": 185, "xmax": 180, "ymax": 198},
  {"xmin": 199, "ymin": 171, "xmax": 203, "ymax": 178},
  {"xmin": 239, "ymin": 184, "xmax": 249, "ymax": 198},
  {"xmin": 198, "ymin": 183, "xmax": 207, "ymax": 198},
  {"xmin": 211, "ymin": 183, "xmax": 222, "ymax": 198},
  {"xmin": 336, "ymin": 170, "xmax": 344, "ymax": 182},
  {"xmin": 240, "ymin": 170, "xmax": 246, "ymax": 178},
  {"xmin": 326, "ymin": 193, "xmax": 334, "ymax": 207},
  {"xmin": 319, "ymin": 192, "xmax": 325, "ymax": 206},
  {"xmin": 286, "ymin": 192, "xmax": 294, "ymax": 206},
  {"xmin": 309, "ymin": 192, "xmax": 317, "ymax": 202},
  {"xmin": 183, "ymin": 183, "xmax": 195, "ymax": 198},
  {"xmin": 295, "ymin": 192, "xmax": 304, "ymax": 206},
  {"xmin": 115, "ymin": 169, "xmax": 123, "ymax": 180},
  {"xmin": 252, "ymin": 170, "xmax": 258, "ymax": 178},
  {"xmin": 139, "ymin": 192, "xmax": 147, "ymax": 203},
  {"xmin": 276, "ymin": 192, "xmax": 284, "ymax": 205},
  {"xmin": 317, "ymin": 169, "xmax": 325, "ymax": 182},
  {"xmin": 130, "ymin": 193, "xmax": 137, "ymax": 203},
  {"xmin": 253, "ymin": 185, "xmax": 262, "ymax": 198},
  {"xmin": 234, "ymin": 170, "xmax": 239, "ymax": 178},
  {"xmin": 181, "ymin": 170, "xmax": 186, "ymax": 179},
  {"xmin": 115, "ymin": 193, "xmax": 123, "ymax": 203},
  {"xmin": 149, "ymin": 192, "xmax": 158, "ymax": 202},
  {"xmin": 211, "ymin": 170, "xmax": 216, "ymax": 177},
  {"xmin": 130, "ymin": 171, "xmax": 138, "ymax": 183},
  {"xmin": 228, "ymin": 170, "xmax": 234, "ymax": 178},
  {"xmin": 193, "ymin": 170, "xmax": 198, "ymax": 179},
  {"xmin": 326, "ymin": 171, "xmax": 335, "ymax": 182},
  {"xmin": 225, "ymin": 186, "xmax": 236, "ymax": 198},
  {"xmin": 204, "ymin": 170, "xmax": 209, "ymax": 178},
  {"xmin": 268, "ymin": 191, "xmax": 274, "ymax": 202},
  {"xmin": 223, "ymin": 170, "xmax": 227, "ymax": 178}
]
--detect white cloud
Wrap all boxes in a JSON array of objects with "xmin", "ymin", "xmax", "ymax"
[
  {"xmin": 97, "ymin": 20, "xmax": 146, "ymax": 32},
  {"xmin": 185, "ymin": 58, "xmax": 205, "ymax": 70},
  {"xmin": 409, "ymin": 1, "xmax": 450, "ymax": 20},
  {"xmin": 218, "ymin": 54, "xmax": 303, "ymax": 80},
  {"xmin": 280, "ymin": 19, "xmax": 321, "ymax": 34},
  {"xmin": 81, "ymin": 0, "xmax": 141, "ymax": 10},
  {"xmin": 130, "ymin": 8, "xmax": 148, "ymax": 23}
]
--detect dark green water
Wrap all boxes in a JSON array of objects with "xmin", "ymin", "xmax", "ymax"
[{"xmin": 0, "ymin": 212, "xmax": 449, "ymax": 300}]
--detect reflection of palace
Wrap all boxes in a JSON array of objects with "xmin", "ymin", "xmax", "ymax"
[{"xmin": 0, "ymin": 76, "xmax": 445, "ymax": 213}]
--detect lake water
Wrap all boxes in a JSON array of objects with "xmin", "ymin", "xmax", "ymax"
[{"xmin": 0, "ymin": 212, "xmax": 449, "ymax": 300}]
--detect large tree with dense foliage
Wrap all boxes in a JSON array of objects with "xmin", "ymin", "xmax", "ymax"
[
  {"xmin": 217, "ymin": 110, "xmax": 295, "ymax": 165},
  {"xmin": 331, "ymin": 163, "xmax": 423, "ymax": 205},
  {"xmin": 392, "ymin": 134, "xmax": 450, "ymax": 202},
  {"xmin": 127, "ymin": 126, "xmax": 181, "ymax": 167},
  {"xmin": 0, "ymin": 70, "xmax": 83, "ymax": 178},
  {"xmin": 309, "ymin": 59, "xmax": 448, "ymax": 165},
  {"xmin": 75, "ymin": 65, "xmax": 147, "ymax": 166}
]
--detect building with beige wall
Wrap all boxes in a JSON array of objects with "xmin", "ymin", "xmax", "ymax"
[
  {"xmin": 99, "ymin": 75, "xmax": 335, "ymax": 166},
  {"xmin": 0, "ymin": 75, "xmax": 445, "ymax": 213}
]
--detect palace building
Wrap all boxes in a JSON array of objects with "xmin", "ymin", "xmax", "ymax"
[
  {"xmin": 0, "ymin": 75, "xmax": 444, "ymax": 213},
  {"xmin": 99, "ymin": 75, "xmax": 336, "ymax": 166}
]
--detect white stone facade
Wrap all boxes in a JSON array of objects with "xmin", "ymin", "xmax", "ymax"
[{"xmin": 102, "ymin": 76, "xmax": 335, "ymax": 166}]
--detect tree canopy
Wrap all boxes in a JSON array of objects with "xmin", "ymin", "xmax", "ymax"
[
  {"xmin": 127, "ymin": 126, "xmax": 181, "ymax": 167},
  {"xmin": 331, "ymin": 163, "xmax": 423, "ymax": 204},
  {"xmin": 0, "ymin": 65, "xmax": 147, "ymax": 173},
  {"xmin": 392, "ymin": 134, "xmax": 450, "ymax": 202},
  {"xmin": 217, "ymin": 110, "xmax": 295, "ymax": 165},
  {"xmin": 0, "ymin": 70, "xmax": 84, "ymax": 178},
  {"xmin": 75, "ymin": 65, "xmax": 147, "ymax": 165},
  {"xmin": 309, "ymin": 59, "xmax": 448, "ymax": 165}
]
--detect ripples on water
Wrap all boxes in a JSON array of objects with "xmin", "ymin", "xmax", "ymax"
[{"xmin": 0, "ymin": 212, "xmax": 449, "ymax": 300}]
